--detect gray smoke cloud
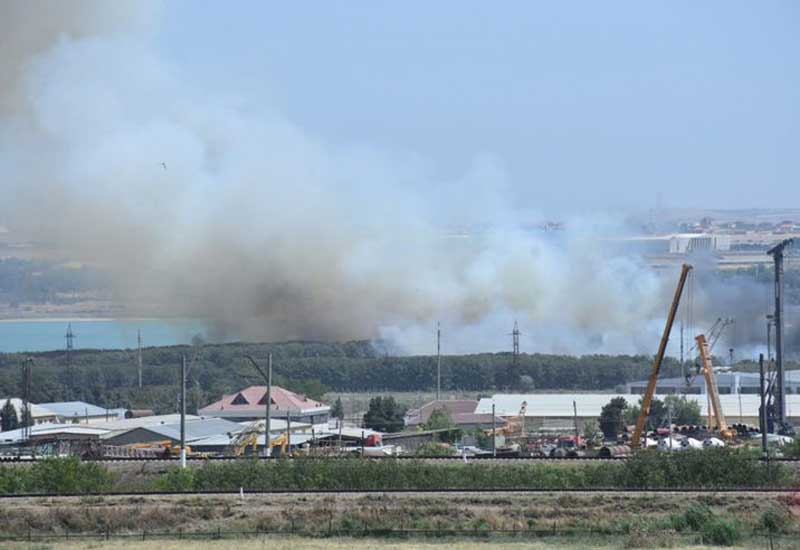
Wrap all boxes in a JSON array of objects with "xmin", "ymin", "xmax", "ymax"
[{"xmin": 0, "ymin": 2, "xmax": 784, "ymax": 356}]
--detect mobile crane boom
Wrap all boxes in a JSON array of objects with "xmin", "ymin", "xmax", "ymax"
[
  {"xmin": 695, "ymin": 333, "xmax": 736, "ymax": 439},
  {"xmin": 631, "ymin": 263, "xmax": 693, "ymax": 449}
]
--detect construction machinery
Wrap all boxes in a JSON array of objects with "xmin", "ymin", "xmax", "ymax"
[
  {"xmin": 227, "ymin": 421, "xmax": 288, "ymax": 457},
  {"xmin": 695, "ymin": 334, "xmax": 736, "ymax": 440},
  {"xmin": 631, "ymin": 263, "xmax": 693, "ymax": 449}
]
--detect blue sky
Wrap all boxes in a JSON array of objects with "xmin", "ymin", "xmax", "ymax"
[{"xmin": 158, "ymin": 1, "xmax": 799, "ymax": 215}]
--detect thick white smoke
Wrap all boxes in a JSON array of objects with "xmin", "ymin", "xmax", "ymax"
[{"xmin": 3, "ymin": 1, "xmax": 771, "ymax": 356}]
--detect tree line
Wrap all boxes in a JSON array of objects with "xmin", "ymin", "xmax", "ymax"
[{"xmin": 0, "ymin": 339, "xmax": 761, "ymax": 415}]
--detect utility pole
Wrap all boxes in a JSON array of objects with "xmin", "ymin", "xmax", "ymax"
[
  {"xmin": 491, "ymin": 403, "xmax": 496, "ymax": 458},
  {"xmin": 512, "ymin": 321, "xmax": 520, "ymax": 367},
  {"xmin": 65, "ymin": 323, "xmax": 74, "ymax": 395},
  {"xmin": 679, "ymin": 318, "xmax": 684, "ymax": 386},
  {"xmin": 572, "ymin": 400, "xmax": 579, "ymax": 438},
  {"xmin": 436, "ymin": 322, "xmax": 441, "ymax": 401},
  {"xmin": 667, "ymin": 401, "xmax": 673, "ymax": 453},
  {"xmin": 766, "ymin": 315, "xmax": 773, "ymax": 361},
  {"xmin": 137, "ymin": 329, "xmax": 143, "ymax": 389},
  {"xmin": 767, "ymin": 238, "xmax": 793, "ymax": 430},
  {"xmin": 21, "ymin": 358, "xmax": 32, "ymax": 445},
  {"xmin": 759, "ymin": 354, "xmax": 767, "ymax": 458},
  {"xmin": 245, "ymin": 354, "xmax": 272, "ymax": 457},
  {"xmin": 180, "ymin": 354, "xmax": 187, "ymax": 468}
]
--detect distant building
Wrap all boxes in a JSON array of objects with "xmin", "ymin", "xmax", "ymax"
[
  {"xmin": 37, "ymin": 401, "xmax": 120, "ymax": 424},
  {"xmin": 625, "ymin": 370, "xmax": 800, "ymax": 396},
  {"xmin": 404, "ymin": 399, "xmax": 505, "ymax": 430},
  {"xmin": 199, "ymin": 386, "xmax": 330, "ymax": 430},
  {"xmin": 0, "ymin": 398, "xmax": 58, "ymax": 425},
  {"xmin": 475, "ymin": 393, "xmax": 800, "ymax": 430},
  {"xmin": 669, "ymin": 233, "xmax": 730, "ymax": 254}
]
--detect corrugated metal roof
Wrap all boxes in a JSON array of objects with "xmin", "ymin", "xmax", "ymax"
[
  {"xmin": 38, "ymin": 401, "xmax": 114, "ymax": 418},
  {"xmin": 92, "ymin": 414, "xmax": 200, "ymax": 431},
  {"xmin": 475, "ymin": 393, "xmax": 800, "ymax": 418},
  {"xmin": 139, "ymin": 418, "xmax": 244, "ymax": 442},
  {"xmin": 0, "ymin": 398, "xmax": 58, "ymax": 420},
  {"xmin": 190, "ymin": 432, "xmax": 334, "ymax": 448}
]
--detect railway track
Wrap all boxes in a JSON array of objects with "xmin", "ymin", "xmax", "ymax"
[
  {"xmin": 1, "ymin": 487, "xmax": 799, "ymax": 499},
  {"xmin": 1, "ymin": 454, "xmax": 798, "ymax": 465}
]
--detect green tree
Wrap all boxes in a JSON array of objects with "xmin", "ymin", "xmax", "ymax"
[
  {"xmin": 664, "ymin": 395, "xmax": 701, "ymax": 425},
  {"xmin": 363, "ymin": 396, "xmax": 406, "ymax": 433},
  {"xmin": 424, "ymin": 408, "xmax": 454, "ymax": 430},
  {"xmin": 599, "ymin": 397, "xmax": 628, "ymax": 439},
  {"xmin": 331, "ymin": 397, "xmax": 344, "ymax": 420},
  {"xmin": 0, "ymin": 400, "xmax": 18, "ymax": 432}
]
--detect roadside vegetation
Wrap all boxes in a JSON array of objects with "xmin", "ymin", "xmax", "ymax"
[{"xmin": 0, "ymin": 449, "xmax": 795, "ymax": 496}]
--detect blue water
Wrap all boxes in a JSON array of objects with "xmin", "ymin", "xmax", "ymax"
[{"xmin": 0, "ymin": 319, "xmax": 210, "ymax": 353}]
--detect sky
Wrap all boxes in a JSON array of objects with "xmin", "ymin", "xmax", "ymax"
[{"xmin": 158, "ymin": 1, "xmax": 800, "ymax": 215}]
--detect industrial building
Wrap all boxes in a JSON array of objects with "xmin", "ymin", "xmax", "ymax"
[
  {"xmin": 474, "ymin": 393, "xmax": 800, "ymax": 430},
  {"xmin": 199, "ymin": 385, "xmax": 330, "ymax": 430},
  {"xmin": 626, "ymin": 370, "xmax": 800, "ymax": 395}
]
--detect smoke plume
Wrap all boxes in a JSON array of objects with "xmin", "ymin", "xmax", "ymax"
[{"xmin": 0, "ymin": 2, "xmax": 787, "ymax": 356}]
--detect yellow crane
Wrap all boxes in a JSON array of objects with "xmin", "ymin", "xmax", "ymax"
[
  {"xmin": 631, "ymin": 264, "xmax": 693, "ymax": 449},
  {"xmin": 695, "ymin": 334, "xmax": 736, "ymax": 440},
  {"xmin": 227, "ymin": 421, "xmax": 289, "ymax": 457}
]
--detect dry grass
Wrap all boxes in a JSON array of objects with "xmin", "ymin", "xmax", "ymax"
[{"xmin": 0, "ymin": 537, "xmax": 759, "ymax": 550}]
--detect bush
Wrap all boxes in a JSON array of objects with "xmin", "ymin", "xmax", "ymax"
[
  {"xmin": 29, "ymin": 457, "xmax": 113, "ymax": 494},
  {"xmin": 701, "ymin": 517, "xmax": 740, "ymax": 546},
  {"xmin": 154, "ymin": 466, "xmax": 196, "ymax": 492},
  {"xmin": 616, "ymin": 448, "xmax": 793, "ymax": 489},
  {"xmin": 759, "ymin": 504, "xmax": 793, "ymax": 532}
]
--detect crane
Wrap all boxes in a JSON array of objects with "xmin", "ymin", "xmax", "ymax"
[
  {"xmin": 685, "ymin": 317, "xmax": 734, "ymax": 386},
  {"xmin": 695, "ymin": 334, "xmax": 736, "ymax": 440},
  {"xmin": 631, "ymin": 263, "xmax": 693, "ymax": 449}
]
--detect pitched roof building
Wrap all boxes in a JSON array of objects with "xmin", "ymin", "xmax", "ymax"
[
  {"xmin": 404, "ymin": 399, "xmax": 504, "ymax": 430},
  {"xmin": 199, "ymin": 386, "xmax": 330, "ymax": 427}
]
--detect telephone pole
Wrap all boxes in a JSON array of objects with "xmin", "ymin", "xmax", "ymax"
[
  {"xmin": 512, "ymin": 321, "xmax": 520, "ymax": 367},
  {"xmin": 767, "ymin": 238, "xmax": 793, "ymax": 430},
  {"xmin": 180, "ymin": 354, "xmax": 187, "ymax": 468}
]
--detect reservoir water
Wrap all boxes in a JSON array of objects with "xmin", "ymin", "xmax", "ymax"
[{"xmin": 0, "ymin": 319, "xmax": 209, "ymax": 353}]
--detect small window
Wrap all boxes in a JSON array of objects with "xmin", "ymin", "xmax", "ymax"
[{"xmin": 231, "ymin": 393, "xmax": 249, "ymax": 405}]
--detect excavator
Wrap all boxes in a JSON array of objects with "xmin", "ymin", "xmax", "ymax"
[
  {"xmin": 630, "ymin": 264, "xmax": 693, "ymax": 449},
  {"xmin": 227, "ymin": 421, "xmax": 289, "ymax": 457},
  {"xmin": 695, "ymin": 334, "xmax": 736, "ymax": 440}
]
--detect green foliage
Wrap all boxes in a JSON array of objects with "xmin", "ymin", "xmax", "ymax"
[
  {"xmin": 415, "ymin": 442, "xmax": 454, "ymax": 456},
  {"xmin": 331, "ymin": 397, "xmax": 344, "ymax": 420},
  {"xmin": 0, "ymin": 342, "xmax": 705, "ymax": 411},
  {"xmin": 618, "ymin": 448, "xmax": 792, "ymax": 489},
  {"xmin": 701, "ymin": 517, "xmax": 740, "ymax": 546},
  {"xmin": 154, "ymin": 466, "xmax": 196, "ymax": 492},
  {"xmin": 363, "ymin": 396, "xmax": 406, "ymax": 432},
  {"xmin": 759, "ymin": 504, "xmax": 793, "ymax": 532},
  {"xmin": 0, "ymin": 399, "xmax": 18, "ymax": 432},
  {"xmin": 663, "ymin": 395, "xmax": 701, "ymax": 425},
  {"xmin": 599, "ymin": 396, "xmax": 628, "ymax": 439},
  {"xmin": 29, "ymin": 457, "xmax": 113, "ymax": 494},
  {"xmin": 424, "ymin": 408, "xmax": 453, "ymax": 431},
  {"xmin": 783, "ymin": 436, "xmax": 800, "ymax": 458}
]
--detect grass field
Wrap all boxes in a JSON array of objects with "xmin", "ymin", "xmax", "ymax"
[{"xmin": 1, "ymin": 535, "xmax": 799, "ymax": 550}]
